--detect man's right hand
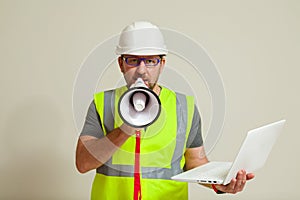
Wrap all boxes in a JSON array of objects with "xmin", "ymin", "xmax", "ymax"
[{"xmin": 120, "ymin": 123, "xmax": 142, "ymax": 135}]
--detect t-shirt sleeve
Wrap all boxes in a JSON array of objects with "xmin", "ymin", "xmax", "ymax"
[
  {"xmin": 186, "ymin": 105, "xmax": 203, "ymax": 148},
  {"xmin": 80, "ymin": 101, "xmax": 104, "ymax": 139}
]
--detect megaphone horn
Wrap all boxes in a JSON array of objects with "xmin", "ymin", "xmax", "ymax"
[{"xmin": 118, "ymin": 78, "xmax": 161, "ymax": 128}]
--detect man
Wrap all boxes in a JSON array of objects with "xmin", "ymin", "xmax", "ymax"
[{"xmin": 75, "ymin": 21, "xmax": 254, "ymax": 200}]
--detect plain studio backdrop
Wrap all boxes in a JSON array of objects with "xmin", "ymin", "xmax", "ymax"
[{"xmin": 0, "ymin": 0, "xmax": 299, "ymax": 199}]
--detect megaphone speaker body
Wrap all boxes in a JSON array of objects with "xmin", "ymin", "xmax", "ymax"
[{"xmin": 118, "ymin": 86, "xmax": 161, "ymax": 128}]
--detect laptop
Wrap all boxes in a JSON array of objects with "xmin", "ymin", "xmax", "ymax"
[{"xmin": 171, "ymin": 120, "xmax": 286, "ymax": 185}]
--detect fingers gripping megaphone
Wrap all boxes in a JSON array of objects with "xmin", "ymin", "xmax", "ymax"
[{"xmin": 118, "ymin": 78, "xmax": 161, "ymax": 128}]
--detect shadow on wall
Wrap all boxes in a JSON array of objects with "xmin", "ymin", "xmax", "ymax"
[{"xmin": 0, "ymin": 94, "xmax": 69, "ymax": 199}]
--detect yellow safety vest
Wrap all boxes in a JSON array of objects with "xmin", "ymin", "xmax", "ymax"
[{"xmin": 92, "ymin": 86, "xmax": 195, "ymax": 200}]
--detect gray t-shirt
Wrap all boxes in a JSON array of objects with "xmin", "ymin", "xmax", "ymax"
[{"xmin": 80, "ymin": 100, "xmax": 203, "ymax": 148}]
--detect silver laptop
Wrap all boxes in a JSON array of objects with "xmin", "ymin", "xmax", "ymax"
[{"xmin": 171, "ymin": 120, "xmax": 286, "ymax": 185}]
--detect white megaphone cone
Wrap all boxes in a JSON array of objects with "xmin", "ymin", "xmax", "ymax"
[{"xmin": 118, "ymin": 78, "xmax": 161, "ymax": 128}]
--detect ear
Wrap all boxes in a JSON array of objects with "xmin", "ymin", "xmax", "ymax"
[
  {"xmin": 159, "ymin": 57, "xmax": 166, "ymax": 74},
  {"xmin": 118, "ymin": 56, "xmax": 125, "ymax": 73}
]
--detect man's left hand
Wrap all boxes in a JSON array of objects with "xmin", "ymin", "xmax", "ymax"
[{"xmin": 214, "ymin": 170, "xmax": 255, "ymax": 194}]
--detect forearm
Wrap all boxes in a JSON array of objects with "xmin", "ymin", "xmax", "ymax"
[
  {"xmin": 184, "ymin": 146, "xmax": 209, "ymax": 171},
  {"xmin": 76, "ymin": 127, "xmax": 131, "ymax": 173}
]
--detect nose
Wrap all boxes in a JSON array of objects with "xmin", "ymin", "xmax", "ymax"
[{"xmin": 136, "ymin": 60, "xmax": 147, "ymax": 75}]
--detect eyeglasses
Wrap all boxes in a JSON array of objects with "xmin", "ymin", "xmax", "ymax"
[{"xmin": 122, "ymin": 57, "xmax": 161, "ymax": 67}]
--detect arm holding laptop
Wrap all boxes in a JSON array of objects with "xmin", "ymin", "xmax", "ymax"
[{"xmin": 184, "ymin": 146, "xmax": 255, "ymax": 194}]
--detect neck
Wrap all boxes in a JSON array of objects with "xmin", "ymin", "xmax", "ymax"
[{"xmin": 152, "ymin": 84, "xmax": 161, "ymax": 96}]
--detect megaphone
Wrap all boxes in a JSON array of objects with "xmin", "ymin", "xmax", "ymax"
[{"xmin": 118, "ymin": 78, "xmax": 161, "ymax": 128}]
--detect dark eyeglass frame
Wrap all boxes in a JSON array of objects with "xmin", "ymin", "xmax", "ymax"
[{"xmin": 122, "ymin": 56, "xmax": 164, "ymax": 67}]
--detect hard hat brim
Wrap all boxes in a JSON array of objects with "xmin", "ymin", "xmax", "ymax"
[{"xmin": 115, "ymin": 47, "xmax": 168, "ymax": 56}]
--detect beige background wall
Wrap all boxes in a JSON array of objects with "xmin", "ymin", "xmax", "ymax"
[{"xmin": 1, "ymin": 0, "xmax": 299, "ymax": 199}]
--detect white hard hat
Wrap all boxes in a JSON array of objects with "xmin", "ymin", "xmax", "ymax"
[{"xmin": 115, "ymin": 21, "xmax": 168, "ymax": 55}]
